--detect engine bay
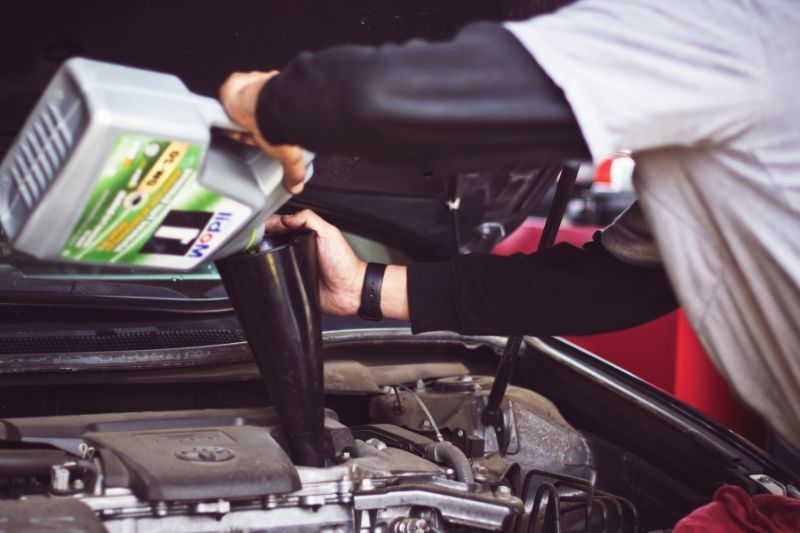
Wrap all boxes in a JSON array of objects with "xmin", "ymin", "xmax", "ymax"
[
  {"xmin": 1, "ymin": 325, "xmax": 788, "ymax": 533},
  {"xmin": 0, "ymin": 372, "xmax": 642, "ymax": 532}
]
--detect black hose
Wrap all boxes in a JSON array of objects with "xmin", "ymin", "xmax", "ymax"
[
  {"xmin": 425, "ymin": 441, "xmax": 474, "ymax": 484},
  {"xmin": 0, "ymin": 449, "xmax": 70, "ymax": 477}
]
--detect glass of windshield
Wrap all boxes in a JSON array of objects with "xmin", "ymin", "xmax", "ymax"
[{"xmin": 0, "ymin": 229, "xmax": 224, "ymax": 300}]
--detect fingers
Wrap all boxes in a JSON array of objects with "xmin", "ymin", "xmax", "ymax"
[
  {"xmin": 279, "ymin": 209, "xmax": 328, "ymax": 234},
  {"xmin": 264, "ymin": 210, "xmax": 331, "ymax": 236},
  {"xmin": 222, "ymin": 130, "xmax": 258, "ymax": 146},
  {"xmin": 279, "ymin": 210, "xmax": 316, "ymax": 231},
  {"xmin": 264, "ymin": 214, "xmax": 290, "ymax": 234},
  {"xmin": 245, "ymin": 125, "xmax": 306, "ymax": 195},
  {"xmin": 258, "ymin": 143, "xmax": 307, "ymax": 194},
  {"xmin": 280, "ymin": 149, "xmax": 307, "ymax": 194}
]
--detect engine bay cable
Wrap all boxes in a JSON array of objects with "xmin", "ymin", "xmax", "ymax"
[{"xmin": 395, "ymin": 383, "xmax": 444, "ymax": 442}]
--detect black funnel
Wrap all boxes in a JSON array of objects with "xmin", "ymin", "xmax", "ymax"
[{"xmin": 215, "ymin": 231, "xmax": 325, "ymax": 467}]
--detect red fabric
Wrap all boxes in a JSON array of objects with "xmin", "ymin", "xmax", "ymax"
[{"xmin": 674, "ymin": 485, "xmax": 800, "ymax": 533}]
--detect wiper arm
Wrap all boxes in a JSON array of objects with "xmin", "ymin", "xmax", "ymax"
[{"xmin": 0, "ymin": 291, "xmax": 233, "ymax": 315}]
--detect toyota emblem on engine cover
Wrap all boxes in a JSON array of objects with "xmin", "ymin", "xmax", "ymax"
[{"xmin": 176, "ymin": 446, "xmax": 236, "ymax": 463}]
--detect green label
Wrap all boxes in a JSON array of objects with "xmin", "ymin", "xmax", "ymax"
[{"xmin": 61, "ymin": 135, "xmax": 251, "ymax": 269}]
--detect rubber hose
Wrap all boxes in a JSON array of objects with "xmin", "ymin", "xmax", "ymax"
[
  {"xmin": 0, "ymin": 449, "xmax": 70, "ymax": 477},
  {"xmin": 425, "ymin": 442, "xmax": 474, "ymax": 484}
]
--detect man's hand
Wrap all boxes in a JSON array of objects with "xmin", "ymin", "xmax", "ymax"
[
  {"xmin": 219, "ymin": 71, "xmax": 307, "ymax": 194},
  {"xmin": 265, "ymin": 210, "xmax": 367, "ymax": 315},
  {"xmin": 265, "ymin": 210, "xmax": 409, "ymax": 320}
]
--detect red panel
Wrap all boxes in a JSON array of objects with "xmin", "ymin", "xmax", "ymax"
[
  {"xmin": 673, "ymin": 312, "xmax": 765, "ymax": 442},
  {"xmin": 492, "ymin": 218, "xmax": 596, "ymax": 256},
  {"xmin": 565, "ymin": 314, "xmax": 678, "ymax": 392}
]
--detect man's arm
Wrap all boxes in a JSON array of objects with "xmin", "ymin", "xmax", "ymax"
[
  {"xmin": 271, "ymin": 211, "xmax": 678, "ymax": 336},
  {"xmin": 256, "ymin": 22, "xmax": 589, "ymax": 164},
  {"xmin": 221, "ymin": 22, "xmax": 591, "ymax": 192},
  {"xmin": 407, "ymin": 232, "xmax": 678, "ymax": 336}
]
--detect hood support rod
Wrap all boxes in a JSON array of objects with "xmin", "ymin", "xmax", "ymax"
[{"xmin": 481, "ymin": 161, "xmax": 580, "ymax": 451}]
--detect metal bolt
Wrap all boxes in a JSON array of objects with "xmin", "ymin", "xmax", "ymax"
[
  {"xmin": 300, "ymin": 495, "xmax": 326, "ymax": 507},
  {"xmin": 456, "ymin": 429, "xmax": 465, "ymax": 437},
  {"xmin": 496, "ymin": 485, "xmax": 513, "ymax": 497},
  {"xmin": 472, "ymin": 463, "xmax": 489, "ymax": 482},
  {"xmin": 154, "ymin": 502, "xmax": 168, "ymax": 517},
  {"xmin": 265, "ymin": 495, "xmax": 279, "ymax": 509},
  {"xmin": 51, "ymin": 465, "xmax": 70, "ymax": 492},
  {"xmin": 416, "ymin": 379, "xmax": 426, "ymax": 392},
  {"xmin": 194, "ymin": 499, "xmax": 231, "ymax": 514}
]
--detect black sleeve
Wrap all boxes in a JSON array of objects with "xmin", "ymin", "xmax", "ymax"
[
  {"xmin": 256, "ymin": 22, "xmax": 590, "ymax": 166},
  {"xmin": 407, "ymin": 232, "xmax": 679, "ymax": 336}
]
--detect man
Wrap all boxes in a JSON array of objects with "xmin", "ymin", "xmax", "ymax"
[{"xmin": 219, "ymin": 0, "xmax": 800, "ymax": 454}]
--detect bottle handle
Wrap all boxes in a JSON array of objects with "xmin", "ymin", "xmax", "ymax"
[{"xmin": 193, "ymin": 94, "xmax": 248, "ymax": 133}]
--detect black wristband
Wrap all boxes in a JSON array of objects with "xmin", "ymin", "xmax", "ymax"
[{"xmin": 358, "ymin": 263, "xmax": 387, "ymax": 321}]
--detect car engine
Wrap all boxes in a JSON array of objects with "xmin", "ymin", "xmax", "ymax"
[{"xmin": 0, "ymin": 373, "xmax": 630, "ymax": 532}]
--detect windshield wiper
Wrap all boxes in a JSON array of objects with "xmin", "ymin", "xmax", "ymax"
[{"xmin": 0, "ymin": 278, "xmax": 233, "ymax": 315}]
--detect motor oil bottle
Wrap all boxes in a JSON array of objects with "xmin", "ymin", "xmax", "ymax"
[{"xmin": 0, "ymin": 58, "xmax": 313, "ymax": 270}]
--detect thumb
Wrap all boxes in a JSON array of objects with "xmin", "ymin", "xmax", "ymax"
[
  {"xmin": 264, "ymin": 214, "xmax": 290, "ymax": 234},
  {"xmin": 280, "ymin": 210, "xmax": 327, "ymax": 234}
]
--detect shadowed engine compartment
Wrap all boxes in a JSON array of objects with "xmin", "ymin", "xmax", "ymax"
[
  {"xmin": 0, "ymin": 326, "xmax": 764, "ymax": 533},
  {"xmin": 0, "ymin": 376, "xmax": 600, "ymax": 532}
]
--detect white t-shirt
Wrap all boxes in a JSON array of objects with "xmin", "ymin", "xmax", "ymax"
[{"xmin": 506, "ymin": 0, "xmax": 800, "ymax": 446}]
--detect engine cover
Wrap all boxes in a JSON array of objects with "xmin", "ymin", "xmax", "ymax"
[
  {"xmin": 0, "ymin": 407, "xmax": 522, "ymax": 532},
  {"xmin": 85, "ymin": 425, "xmax": 300, "ymax": 501}
]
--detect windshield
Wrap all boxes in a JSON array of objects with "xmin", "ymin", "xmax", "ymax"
[{"xmin": 0, "ymin": 230, "xmax": 223, "ymax": 300}]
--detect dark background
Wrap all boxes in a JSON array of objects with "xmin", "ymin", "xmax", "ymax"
[
  {"xmin": 0, "ymin": 0, "xmax": 574, "ymax": 261},
  {"xmin": 0, "ymin": 0, "xmax": 571, "ymax": 150}
]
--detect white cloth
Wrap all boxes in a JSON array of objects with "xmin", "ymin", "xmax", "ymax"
[{"xmin": 506, "ymin": 0, "xmax": 800, "ymax": 445}]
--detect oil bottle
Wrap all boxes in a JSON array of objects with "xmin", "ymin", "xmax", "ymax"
[{"xmin": 0, "ymin": 58, "xmax": 312, "ymax": 270}]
